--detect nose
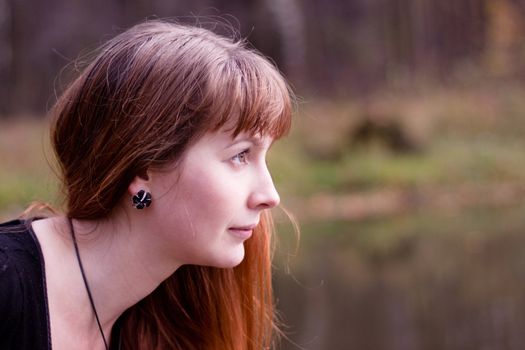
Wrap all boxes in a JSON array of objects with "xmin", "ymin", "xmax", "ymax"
[{"xmin": 248, "ymin": 165, "xmax": 281, "ymax": 210}]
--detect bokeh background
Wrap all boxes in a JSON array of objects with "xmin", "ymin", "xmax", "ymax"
[{"xmin": 2, "ymin": 1, "xmax": 525, "ymax": 349}]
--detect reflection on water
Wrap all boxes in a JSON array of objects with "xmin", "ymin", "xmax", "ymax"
[{"xmin": 274, "ymin": 203, "xmax": 525, "ymax": 350}]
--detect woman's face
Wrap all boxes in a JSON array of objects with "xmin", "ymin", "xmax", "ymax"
[{"xmin": 148, "ymin": 127, "xmax": 280, "ymax": 268}]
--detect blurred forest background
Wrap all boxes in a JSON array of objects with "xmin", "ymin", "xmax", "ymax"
[{"xmin": 2, "ymin": 0, "xmax": 525, "ymax": 349}]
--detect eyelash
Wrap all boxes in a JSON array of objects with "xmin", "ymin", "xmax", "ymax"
[{"xmin": 231, "ymin": 149, "xmax": 250, "ymax": 165}]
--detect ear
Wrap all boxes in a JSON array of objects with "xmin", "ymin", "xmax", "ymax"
[{"xmin": 127, "ymin": 169, "xmax": 151, "ymax": 197}]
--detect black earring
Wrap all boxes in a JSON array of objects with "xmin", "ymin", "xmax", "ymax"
[{"xmin": 132, "ymin": 190, "xmax": 152, "ymax": 209}]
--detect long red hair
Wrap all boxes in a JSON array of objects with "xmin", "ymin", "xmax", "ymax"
[{"xmin": 50, "ymin": 21, "xmax": 293, "ymax": 349}]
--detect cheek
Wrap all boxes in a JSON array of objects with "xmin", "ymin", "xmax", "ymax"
[
  {"xmin": 186, "ymin": 170, "xmax": 225, "ymax": 206},
  {"xmin": 175, "ymin": 166, "xmax": 237, "ymax": 227}
]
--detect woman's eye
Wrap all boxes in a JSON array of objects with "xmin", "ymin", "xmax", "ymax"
[{"xmin": 231, "ymin": 149, "xmax": 250, "ymax": 165}]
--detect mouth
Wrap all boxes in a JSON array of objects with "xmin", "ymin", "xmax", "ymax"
[{"xmin": 228, "ymin": 224, "xmax": 257, "ymax": 239}]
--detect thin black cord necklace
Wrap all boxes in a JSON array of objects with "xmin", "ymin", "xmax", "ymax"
[{"xmin": 68, "ymin": 217, "xmax": 110, "ymax": 350}]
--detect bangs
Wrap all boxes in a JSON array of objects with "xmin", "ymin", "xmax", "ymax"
[{"xmin": 206, "ymin": 51, "xmax": 293, "ymax": 139}]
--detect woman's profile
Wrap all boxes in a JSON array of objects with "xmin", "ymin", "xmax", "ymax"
[{"xmin": 0, "ymin": 19, "xmax": 293, "ymax": 350}]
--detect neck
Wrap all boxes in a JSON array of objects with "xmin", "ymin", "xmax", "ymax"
[
  {"xmin": 42, "ymin": 212, "xmax": 182, "ymax": 334},
  {"xmin": 73, "ymin": 214, "xmax": 182, "ymax": 327}
]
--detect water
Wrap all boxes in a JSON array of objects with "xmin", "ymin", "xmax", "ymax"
[{"xmin": 274, "ymin": 203, "xmax": 525, "ymax": 350}]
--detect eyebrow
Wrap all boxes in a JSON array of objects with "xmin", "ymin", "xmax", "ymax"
[
  {"xmin": 232, "ymin": 135, "xmax": 266, "ymax": 147},
  {"xmin": 223, "ymin": 134, "xmax": 274, "ymax": 151}
]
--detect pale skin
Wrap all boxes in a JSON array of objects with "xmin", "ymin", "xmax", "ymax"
[{"xmin": 31, "ymin": 127, "xmax": 280, "ymax": 350}]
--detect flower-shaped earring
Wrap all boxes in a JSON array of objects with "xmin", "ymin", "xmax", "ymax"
[{"xmin": 132, "ymin": 190, "xmax": 152, "ymax": 209}]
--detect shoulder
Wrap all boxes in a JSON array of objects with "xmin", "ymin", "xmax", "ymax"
[
  {"xmin": 0, "ymin": 230, "xmax": 24, "ymax": 305},
  {"xmin": 0, "ymin": 219, "xmax": 43, "ymax": 343},
  {"xmin": 0, "ymin": 221, "xmax": 27, "ymax": 340},
  {"xmin": 0, "ymin": 219, "xmax": 41, "ymax": 270},
  {"xmin": 0, "ymin": 219, "xmax": 36, "ymax": 302},
  {"xmin": 0, "ymin": 221, "xmax": 27, "ymax": 288},
  {"xmin": 0, "ymin": 218, "xmax": 43, "ymax": 289}
]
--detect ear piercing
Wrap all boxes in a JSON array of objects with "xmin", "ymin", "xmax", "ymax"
[{"xmin": 132, "ymin": 190, "xmax": 152, "ymax": 209}]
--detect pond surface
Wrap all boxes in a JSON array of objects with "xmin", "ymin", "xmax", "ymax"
[{"xmin": 273, "ymin": 203, "xmax": 525, "ymax": 350}]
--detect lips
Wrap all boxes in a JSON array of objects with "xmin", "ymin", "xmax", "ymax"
[{"xmin": 228, "ymin": 224, "xmax": 256, "ymax": 239}]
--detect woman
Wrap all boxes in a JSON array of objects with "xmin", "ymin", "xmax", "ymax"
[{"xmin": 0, "ymin": 20, "xmax": 293, "ymax": 350}]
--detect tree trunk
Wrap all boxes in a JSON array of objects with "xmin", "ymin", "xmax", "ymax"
[
  {"xmin": 265, "ymin": 0, "xmax": 306, "ymax": 84},
  {"xmin": 0, "ymin": 0, "xmax": 12, "ymax": 116}
]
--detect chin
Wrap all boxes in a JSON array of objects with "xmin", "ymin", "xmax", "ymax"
[{"xmin": 210, "ymin": 246, "xmax": 246, "ymax": 268}]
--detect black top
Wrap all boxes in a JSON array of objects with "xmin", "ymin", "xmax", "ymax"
[
  {"xmin": 0, "ymin": 219, "xmax": 124, "ymax": 350},
  {"xmin": 0, "ymin": 218, "xmax": 51, "ymax": 349}
]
